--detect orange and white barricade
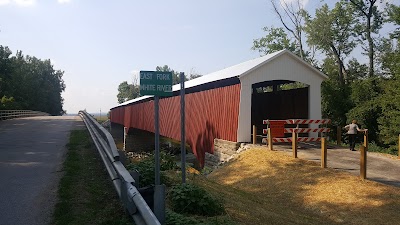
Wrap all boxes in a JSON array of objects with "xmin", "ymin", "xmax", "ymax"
[{"xmin": 262, "ymin": 119, "xmax": 331, "ymax": 143}]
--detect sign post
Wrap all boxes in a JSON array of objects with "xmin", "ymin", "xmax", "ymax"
[
  {"xmin": 140, "ymin": 70, "xmax": 172, "ymax": 224},
  {"xmin": 180, "ymin": 72, "xmax": 186, "ymax": 184}
]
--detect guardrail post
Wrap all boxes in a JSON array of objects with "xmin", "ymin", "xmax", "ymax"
[
  {"xmin": 154, "ymin": 184, "xmax": 165, "ymax": 224},
  {"xmin": 252, "ymin": 125, "xmax": 257, "ymax": 145},
  {"xmin": 292, "ymin": 130, "xmax": 297, "ymax": 158},
  {"xmin": 337, "ymin": 126, "xmax": 341, "ymax": 146},
  {"xmin": 321, "ymin": 137, "xmax": 327, "ymax": 168},
  {"xmin": 360, "ymin": 145, "xmax": 367, "ymax": 180},
  {"xmin": 109, "ymin": 114, "xmax": 112, "ymax": 133},
  {"xmin": 268, "ymin": 128, "xmax": 273, "ymax": 150},
  {"xmin": 123, "ymin": 127, "xmax": 127, "ymax": 151}
]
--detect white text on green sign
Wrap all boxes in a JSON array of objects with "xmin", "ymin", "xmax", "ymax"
[{"xmin": 140, "ymin": 71, "xmax": 173, "ymax": 96}]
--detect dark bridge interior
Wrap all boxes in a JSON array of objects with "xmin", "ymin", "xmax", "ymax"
[{"xmin": 251, "ymin": 80, "xmax": 309, "ymax": 136}]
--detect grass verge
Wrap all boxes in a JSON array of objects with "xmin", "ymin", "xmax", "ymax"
[{"xmin": 52, "ymin": 129, "xmax": 131, "ymax": 225}]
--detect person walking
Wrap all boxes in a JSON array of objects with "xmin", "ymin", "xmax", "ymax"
[{"xmin": 345, "ymin": 120, "xmax": 367, "ymax": 151}]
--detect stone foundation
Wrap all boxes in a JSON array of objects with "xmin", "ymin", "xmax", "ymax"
[{"xmin": 205, "ymin": 139, "xmax": 251, "ymax": 168}]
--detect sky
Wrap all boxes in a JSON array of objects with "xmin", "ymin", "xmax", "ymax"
[{"xmin": 0, "ymin": 0, "xmax": 395, "ymax": 114}]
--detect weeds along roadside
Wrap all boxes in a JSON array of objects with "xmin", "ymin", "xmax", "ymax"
[
  {"xmin": 125, "ymin": 151, "xmax": 236, "ymax": 225},
  {"xmin": 52, "ymin": 130, "xmax": 131, "ymax": 225}
]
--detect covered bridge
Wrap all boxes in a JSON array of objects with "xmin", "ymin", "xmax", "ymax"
[{"xmin": 110, "ymin": 50, "xmax": 328, "ymax": 165}]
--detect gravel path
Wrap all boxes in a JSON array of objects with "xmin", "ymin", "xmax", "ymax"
[{"xmin": 272, "ymin": 142, "xmax": 400, "ymax": 187}]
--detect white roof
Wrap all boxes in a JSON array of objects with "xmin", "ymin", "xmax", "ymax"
[{"xmin": 112, "ymin": 49, "xmax": 327, "ymax": 108}]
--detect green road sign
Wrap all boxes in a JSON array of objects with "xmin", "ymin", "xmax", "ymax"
[{"xmin": 140, "ymin": 71, "xmax": 173, "ymax": 96}]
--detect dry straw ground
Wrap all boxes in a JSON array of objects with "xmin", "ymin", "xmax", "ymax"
[{"xmin": 192, "ymin": 147, "xmax": 400, "ymax": 225}]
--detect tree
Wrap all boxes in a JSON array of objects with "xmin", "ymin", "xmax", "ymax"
[
  {"xmin": 304, "ymin": 1, "xmax": 357, "ymax": 85},
  {"xmin": 320, "ymin": 57, "xmax": 354, "ymax": 126},
  {"xmin": 156, "ymin": 65, "xmax": 188, "ymax": 85},
  {"xmin": 0, "ymin": 46, "xmax": 13, "ymax": 107},
  {"xmin": 386, "ymin": 3, "xmax": 400, "ymax": 38},
  {"xmin": 117, "ymin": 81, "xmax": 139, "ymax": 104},
  {"xmin": 378, "ymin": 4, "xmax": 400, "ymax": 77},
  {"xmin": 189, "ymin": 68, "xmax": 202, "ymax": 80},
  {"xmin": 348, "ymin": 0, "xmax": 383, "ymax": 77},
  {"xmin": 252, "ymin": 27, "xmax": 297, "ymax": 55},
  {"xmin": 375, "ymin": 3, "xmax": 400, "ymax": 150},
  {"xmin": 270, "ymin": 0, "xmax": 307, "ymax": 60},
  {"xmin": 0, "ymin": 46, "xmax": 65, "ymax": 115}
]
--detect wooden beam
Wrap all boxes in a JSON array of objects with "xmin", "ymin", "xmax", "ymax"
[
  {"xmin": 321, "ymin": 137, "xmax": 327, "ymax": 168},
  {"xmin": 268, "ymin": 128, "xmax": 273, "ymax": 151},
  {"xmin": 292, "ymin": 131, "xmax": 297, "ymax": 158},
  {"xmin": 253, "ymin": 125, "xmax": 257, "ymax": 145},
  {"xmin": 360, "ymin": 145, "xmax": 367, "ymax": 180}
]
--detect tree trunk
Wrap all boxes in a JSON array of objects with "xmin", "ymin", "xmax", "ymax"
[{"xmin": 330, "ymin": 44, "xmax": 347, "ymax": 85}]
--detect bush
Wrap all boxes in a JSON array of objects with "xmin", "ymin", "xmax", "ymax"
[
  {"xmin": 169, "ymin": 183, "xmax": 224, "ymax": 216},
  {"xmin": 126, "ymin": 151, "xmax": 176, "ymax": 187},
  {"xmin": 166, "ymin": 210, "xmax": 199, "ymax": 225},
  {"xmin": 367, "ymin": 142, "xmax": 398, "ymax": 155}
]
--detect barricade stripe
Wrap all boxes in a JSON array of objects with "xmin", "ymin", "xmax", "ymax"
[
  {"xmin": 284, "ymin": 128, "xmax": 330, "ymax": 133},
  {"xmin": 271, "ymin": 137, "xmax": 322, "ymax": 142}
]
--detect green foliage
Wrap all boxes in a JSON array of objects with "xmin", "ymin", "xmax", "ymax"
[
  {"xmin": 304, "ymin": 1, "xmax": 356, "ymax": 84},
  {"xmin": 53, "ymin": 130, "xmax": 131, "ymax": 225},
  {"xmin": 252, "ymin": 26, "xmax": 296, "ymax": 56},
  {"xmin": 166, "ymin": 210, "xmax": 199, "ymax": 225},
  {"xmin": 166, "ymin": 210, "xmax": 234, "ymax": 225},
  {"xmin": 169, "ymin": 183, "xmax": 224, "ymax": 216},
  {"xmin": 117, "ymin": 81, "xmax": 139, "ymax": 104},
  {"xmin": 0, "ymin": 45, "xmax": 65, "ymax": 115},
  {"xmin": 347, "ymin": 0, "xmax": 383, "ymax": 77},
  {"xmin": 156, "ymin": 65, "xmax": 187, "ymax": 85},
  {"xmin": 366, "ymin": 142, "xmax": 398, "ymax": 155},
  {"xmin": 126, "ymin": 151, "xmax": 176, "ymax": 187},
  {"xmin": 347, "ymin": 77, "xmax": 382, "ymax": 142},
  {"xmin": 377, "ymin": 78, "xmax": 400, "ymax": 147},
  {"xmin": 386, "ymin": 4, "xmax": 400, "ymax": 38},
  {"xmin": 321, "ymin": 58, "xmax": 354, "ymax": 126}
]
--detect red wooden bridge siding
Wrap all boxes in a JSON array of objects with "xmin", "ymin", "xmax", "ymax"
[{"xmin": 110, "ymin": 84, "xmax": 241, "ymax": 166}]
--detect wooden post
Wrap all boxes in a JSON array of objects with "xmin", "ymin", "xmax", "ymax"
[
  {"xmin": 364, "ymin": 130, "xmax": 368, "ymax": 151},
  {"xmin": 321, "ymin": 137, "xmax": 327, "ymax": 168},
  {"xmin": 292, "ymin": 131, "xmax": 297, "ymax": 158},
  {"xmin": 253, "ymin": 125, "xmax": 257, "ymax": 145},
  {"xmin": 268, "ymin": 128, "xmax": 273, "ymax": 151},
  {"xmin": 360, "ymin": 145, "xmax": 367, "ymax": 180},
  {"xmin": 337, "ymin": 126, "xmax": 341, "ymax": 146},
  {"xmin": 398, "ymin": 134, "xmax": 400, "ymax": 159}
]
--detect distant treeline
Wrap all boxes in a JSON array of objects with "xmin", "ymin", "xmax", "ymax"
[{"xmin": 0, "ymin": 45, "xmax": 65, "ymax": 115}]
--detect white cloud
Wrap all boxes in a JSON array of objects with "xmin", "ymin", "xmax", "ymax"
[
  {"xmin": 57, "ymin": 0, "xmax": 71, "ymax": 4},
  {"xmin": 0, "ymin": 0, "xmax": 10, "ymax": 6},
  {"xmin": 14, "ymin": 0, "xmax": 36, "ymax": 7}
]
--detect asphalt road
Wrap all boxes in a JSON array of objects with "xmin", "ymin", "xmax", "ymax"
[
  {"xmin": 0, "ymin": 116, "xmax": 84, "ymax": 225},
  {"xmin": 272, "ymin": 142, "xmax": 400, "ymax": 187}
]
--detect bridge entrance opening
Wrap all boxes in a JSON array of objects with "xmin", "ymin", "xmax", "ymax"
[{"xmin": 251, "ymin": 80, "xmax": 309, "ymax": 137}]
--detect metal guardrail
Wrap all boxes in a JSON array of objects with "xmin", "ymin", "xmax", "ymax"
[
  {"xmin": 78, "ymin": 110, "xmax": 161, "ymax": 225},
  {"xmin": 0, "ymin": 110, "xmax": 50, "ymax": 120}
]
